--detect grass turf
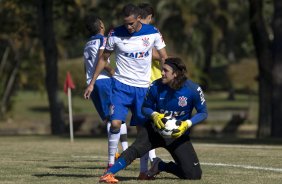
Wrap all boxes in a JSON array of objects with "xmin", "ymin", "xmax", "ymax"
[{"xmin": 0, "ymin": 136, "xmax": 281, "ymax": 184}]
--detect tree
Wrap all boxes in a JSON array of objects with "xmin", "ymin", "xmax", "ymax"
[
  {"xmin": 37, "ymin": 0, "xmax": 65, "ymax": 134},
  {"xmin": 271, "ymin": 0, "xmax": 282, "ymax": 137},
  {"xmin": 249, "ymin": 0, "xmax": 282, "ymax": 137}
]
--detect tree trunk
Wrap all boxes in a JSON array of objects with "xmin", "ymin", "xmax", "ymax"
[
  {"xmin": 0, "ymin": 43, "xmax": 19, "ymax": 118},
  {"xmin": 202, "ymin": 25, "xmax": 213, "ymax": 91},
  {"xmin": 249, "ymin": 0, "xmax": 272, "ymax": 137},
  {"xmin": 271, "ymin": 0, "xmax": 282, "ymax": 137},
  {"xmin": 37, "ymin": 0, "xmax": 65, "ymax": 134}
]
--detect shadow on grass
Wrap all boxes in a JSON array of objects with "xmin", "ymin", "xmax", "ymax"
[
  {"xmin": 48, "ymin": 165, "xmax": 106, "ymax": 170},
  {"xmin": 48, "ymin": 165, "xmax": 141, "ymax": 172},
  {"xmin": 33, "ymin": 173, "xmax": 95, "ymax": 178},
  {"xmin": 29, "ymin": 106, "xmax": 49, "ymax": 112}
]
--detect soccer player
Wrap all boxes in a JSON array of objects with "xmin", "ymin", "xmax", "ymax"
[
  {"xmin": 138, "ymin": 3, "xmax": 162, "ymax": 83},
  {"xmin": 135, "ymin": 2, "xmax": 161, "ymax": 179},
  {"xmin": 83, "ymin": 14, "xmax": 128, "ymax": 169},
  {"xmin": 83, "ymin": 3, "xmax": 168, "ymax": 179},
  {"xmin": 99, "ymin": 57, "xmax": 208, "ymax": 183}
]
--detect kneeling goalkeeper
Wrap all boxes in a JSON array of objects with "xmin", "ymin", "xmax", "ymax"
[{"xmin": 99, "ymin": 57, "xmax": 208, "ymax": 183}]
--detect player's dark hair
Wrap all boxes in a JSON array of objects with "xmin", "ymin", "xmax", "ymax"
[
  {"xmin": 138, "ymin": 3, "xmax": 154, "ymax": 19},
  {"xmin": 85, "ymin": 14, "xmax": 102, "ymax": 35},
  {"xmin": 122, "ymin": 3, "xmax": 140, "ymax": 18},
  {"xmin": 164, "ymin": 57, "xmax": 187, "ymax": 90}
]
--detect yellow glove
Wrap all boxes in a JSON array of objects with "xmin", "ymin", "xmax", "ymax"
[
  {"xmin": 151, "ymin": 112, "xmax": 165, "ymax": 129},
  {"xmin": 171, "ymin": 120, "xmax": 192, "ymax": 138}
]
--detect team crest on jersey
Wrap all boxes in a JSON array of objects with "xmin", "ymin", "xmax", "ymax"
[
  {"xmin": 142, "ymin": 37, "xmax": 150, "ymax": 47},
  {"xmin": 178, "ymin": 96, "xmax": 187, "ymax": 107}
]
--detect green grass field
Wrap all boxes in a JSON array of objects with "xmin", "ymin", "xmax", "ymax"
[{"xmin": 0, "ymin": 136, "xmax": 281, "ymax": 184}]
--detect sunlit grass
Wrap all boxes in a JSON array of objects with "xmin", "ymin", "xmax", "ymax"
[{"xmin": 0, "ymin": 136, "xmax": 281, "ymax": 184}]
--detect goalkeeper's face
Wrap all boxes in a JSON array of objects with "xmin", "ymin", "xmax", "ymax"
[{"xmin": 161, "ymin": 64, "xmax": 176, "ymax": 85}]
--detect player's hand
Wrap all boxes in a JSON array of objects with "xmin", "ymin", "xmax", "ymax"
[
  {"xmin": 151, "ymin": 112, "xmax": 165, "ymax": 129},
  {"xmin": 171, "ymin": 120, "xmax": 192, "ymax": 138},
  {"xmin": 84, "ymin": 84, "xmax": 94, "ymax": 99}
]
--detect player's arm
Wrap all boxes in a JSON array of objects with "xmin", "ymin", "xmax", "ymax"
[
  {"xmin": 152, "ymin": 48, "xmax": 160, "ymax": 60},
  {"xmin": 104, "ymin": 62, "xmax": 115, "ymax": 76},
  {"xmin": 172, "ymin": 86, "xmax": 208, "ymax": 138},
  {"xmin": 142, "ymin": 82, "xmax": 165, "ymax": 129},
  {"xmin": 190, "ymin": 86, "xmax": 208, "ymax": 125},
  {"xmin": 156, "ymin": 47, "xmax": 168, "ymax": 65},
  {"xmin": 84, "ymin": 50, "xmax": 112, "ymax": 99}
]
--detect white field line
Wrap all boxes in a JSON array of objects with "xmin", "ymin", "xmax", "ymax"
[
  {"xmin": 194, "ymin": 143, "xmax": 282, "ymax": 150},
  {"xmin": 71, "ymin": 154, "xmax": 282, "ymax": 173},
  {"xmin": 201, "ymin": 162, "xmax": 282, "ymax": 172}
]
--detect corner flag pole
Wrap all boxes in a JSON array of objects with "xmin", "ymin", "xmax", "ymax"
[
  {"xmin": 64, "ymin": 71, "xmax": 75, "ymax": 143},
  {"xmin": 68, "ymin": 87, "xmax": 74, "ymax": 142}
]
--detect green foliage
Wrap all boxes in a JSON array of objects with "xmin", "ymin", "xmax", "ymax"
[{"xmin": 58, "ymin": 58, "xmax": 85, "ymax": 97}]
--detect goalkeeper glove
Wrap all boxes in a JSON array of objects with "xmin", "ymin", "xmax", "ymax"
[
  {"xmin": 151, "ymin": 112, "xmax": 165, "ymax": 129},
  {"xmin": 171, "ymin": 120, "xmax": 192, "ymax": 138}
]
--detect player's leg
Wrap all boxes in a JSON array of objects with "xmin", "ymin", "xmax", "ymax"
[
  {"xmin": 107, "ymin": 119, "xmax": 122, "ymax": 169},
  {"xmin": 91, "ymin": 79, "xmax": 116, "ymax": 169},
  {"xmin": 100, "ymin": 122, "xmax": 164, "ymax": 183},
  {"xmin": 106, "ymin": 123, "xmax": 155, "ymax": 174},
  {"xmin": 131, "ymin": 86, "xmax": 155, "ymax": 179},
  {"xmin": 120, "ymin": 122, "xmax": 128, "ymax": 151},
  {"xmin": 160, "ymin": 135, "xmax": 202, "ymax": 179},
  {"xmin": 135, "ymin": 125, "xmax": 150, "ymax": 179},
  {"xmin": 107, "ymin": 79, "xmax": 131, "ymax": 169},
  {"xmin": 149, "ymin": 149, "xmax": 157, "ymax": 164},
  {"xmin": 115, "ymin": 122, "xmax": 128, "ymax": 160}
]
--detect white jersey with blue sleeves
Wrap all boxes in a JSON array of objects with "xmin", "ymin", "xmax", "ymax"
[
  {"xmin": 106, "ymin": 24, "xmax": 166, "ymax": 88},
  {"xmin": 84, "ymin": 34, "xmax": 111, "ymax": 85}
]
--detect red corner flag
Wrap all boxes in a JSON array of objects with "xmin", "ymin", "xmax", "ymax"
[{"xmin": 64, "ymin": 71, "xmax": 75, "ymax": 94}]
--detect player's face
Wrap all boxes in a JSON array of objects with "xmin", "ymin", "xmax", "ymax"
[
  {"xmin": 100, "ymin": 21, "xmax": 105, "ymax": 33},
  {"xmin": 161, "ymin": 64, "xmax": 177, "ymax": 85},
  {"xmin": 124, "ymin": 15, "xmax": 141, "ymax": 34}
]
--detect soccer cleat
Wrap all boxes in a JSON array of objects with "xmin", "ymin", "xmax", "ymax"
[
  {"xmin": 146, "ymin": 157, "xmax": 162, "ymax": 178},
  {"xmin": 137, "ymin": 172, "xmax": 155, "ymax": 180},
  {"xmin": 99, "ymin": 173, "xmax": 118, "ymax": 183}
]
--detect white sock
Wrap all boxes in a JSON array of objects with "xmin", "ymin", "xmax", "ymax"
[
  {"xmin": 149, "ymin": 149, "xmax": 156, "ymax": 162},
  {"xmin": 140, "ymin": 152, "xmax": 149, "ymax": 173},
  {"xmin": 120, "ymin": 123, "xmax": 128, "ymax": 151},
  {"xmin": 107, "ymin": 122, "xmax": 120, "ymax": 165}
]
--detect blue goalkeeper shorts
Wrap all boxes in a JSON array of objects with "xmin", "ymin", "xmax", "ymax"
[
  {"xmin": 110, "ymin": 78, "xmax": 148, "ymax": 126},
  {"xmin": 90, "ymin": 78, "xmax": 112, "ymax": 121}
]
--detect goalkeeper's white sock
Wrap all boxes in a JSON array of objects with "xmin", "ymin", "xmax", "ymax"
[
  {"xmin": 149, "ymin": 149, "xmax": 157, "ymax": 163},
  {"xmin": 140, "ymin": 152, "xmax": 149, "ymax": 173},
  {"xmin": 120, "ymin": 123, "xmax": 128, "ymax": 151},
  {"xmin": 107, "ymin": 122, "xmax": 120, "ymax": 166}
]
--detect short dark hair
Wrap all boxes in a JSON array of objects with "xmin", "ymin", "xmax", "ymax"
[
  {"xmin": 85, "ymin": 14, "xmax": 102, "ymax": 35},
  {"xmin": 164, "ymin": 57, "xmax": 188, "ymax": 90},
  {"xmin": 138, "ymin": 3, "xmax": 154, "ymax": 19},
  {"xmin": 122, "ymin": 3, "xmax": 140, "ymax": 18}
]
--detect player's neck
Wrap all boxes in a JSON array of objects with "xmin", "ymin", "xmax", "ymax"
[{"xmin": 135, "ymin": 22, "xmax": 142, "ymax": 32}]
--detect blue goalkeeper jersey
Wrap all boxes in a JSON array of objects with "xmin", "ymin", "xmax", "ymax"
[{"xmin": 142, "ymin": 79, "xmax": 208, "ymax": 127}]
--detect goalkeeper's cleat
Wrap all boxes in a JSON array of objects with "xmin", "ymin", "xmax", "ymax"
[
  {"xmin": 147, "ymin": 157, "xmax": 162, "ymax": 178},
  {"xmin": 99, "ymin": 173, "xmax": 118, "ymax": 183},
  {"xmin": 115, "ymin": 152, "xmax": 120, "ymax": 160},
  {"xmin": 137, "ymin": 172, "xmax": 155, "ymax": 180}
]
